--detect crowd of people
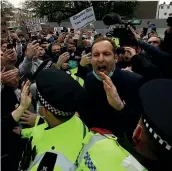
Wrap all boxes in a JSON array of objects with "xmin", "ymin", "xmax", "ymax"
[{"xmin": 1, "ymin": 16, "xmax": 172, "ymax": 171}]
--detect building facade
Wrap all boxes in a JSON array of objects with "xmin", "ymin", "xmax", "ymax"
[
  {"xmin": 157, "ymin": 2, "xmax": 172, "ymax": 19},
  {"xmin": 134, "ymin": 1, "xmax": 159, "ymax": 19},
  {"xmin": 5, "ymin": 8, "xmax": 48, "ymax": 28}
]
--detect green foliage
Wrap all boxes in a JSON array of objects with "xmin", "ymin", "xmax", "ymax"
[
  {"xmin": 92, "ymin": 1, "xmax": 138, "ymax": 20},
  {"xmin": 23, "ymin": 1, "xmax": 138, "ymax": 24},
  {"xmin": 1, "ymin": 0, "xmax": 14, "ymax": 18}
]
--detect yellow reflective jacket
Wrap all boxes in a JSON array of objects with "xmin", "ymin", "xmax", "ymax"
[
  {"xmin": 112, "ymin": 37, "xmax": 120, "ymax": 47},
  {"xmin": 21, "ymin": 116, "xmax": 47, "ymax": 139},
  {"xmin": 24, "ymin": 115, "xmax": 147, "ymax": 171},
  {"xmin": 70, "ymin": 67, "xmax": 84, "ymax": 87}
]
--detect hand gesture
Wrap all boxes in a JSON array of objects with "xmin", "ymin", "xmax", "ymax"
[
  {"xmin": 20, "ymin": 80, "xmax": 32, "ymax": 110},
  {"xmin": 1, "ymin": 49, "xmax": 16, "ymax": 67},
  {"xmin": 75, "ymin": 112, "xmax": 80, "ymax": 117},
  {"xmin": 123, "ymin": 47, "xmax": 136, "ymax": 61},
  {"xmin": 65, "ymin": 34, "xmax": 69, "ymax": 40},
  {"xmin": 61, "ymin": 63, "xmax": 68, "ymax": 70},
  {"xmin": 80, "ymin": 51, "xmax": 91, "ymax": 67},
  {"xmin": 1, "ymin": 68, "xmax": 18, "ymax": 84},
  {"xmin": 11, "ymin": 33, "xmax": 19, "ymax": 41},
  {"xmin": 20, "ymin": 110, "xmax": 37, "ymax": 127},
  {"xmin": 99, "ymin": 72, "xmax": 124, "ymax": 111},
  {"xmin": 26, "ymin": 41, "xmax": 39, "ymax": 57},
  {"xmin": 57, "ymin": 52, "xmax": 69, "ymax": 67},
  {"xmin": 58, "ymin": 33, "xmax": 66, "ymax": 42},
  {"xmin": 0, "ymin": 67, "xmax": 5, "ymax": 81},
  {"xmin": 128, "ymin": 26, "xmax": 140, "ymax": 40},
  {"xmin": 140, "ymin": 30, "xmax": 145, "ymax": 40},
  {"xmin": 46, "ymin": 34, "xmax": 52, "ymax": 40},
  {"xmin": 121, "ymin": 67, "xmax": 133, "ymax": 72}
]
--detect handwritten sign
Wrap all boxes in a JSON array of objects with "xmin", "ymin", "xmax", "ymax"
[{"xmin": 70, "ymin": 6, "xmax": 96, "ymax": 30}]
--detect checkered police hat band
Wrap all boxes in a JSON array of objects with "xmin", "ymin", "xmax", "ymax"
[
  {"xmin": 37, "ymin": 91, "xmax": 74, "ymax": 116},
  {"xmin": 44, "ymin": 61, "xmax": 53, "ymax": 69},
  {"xmin": 143, "ymin": 119, "xmax": 172, "ymax": 151}
]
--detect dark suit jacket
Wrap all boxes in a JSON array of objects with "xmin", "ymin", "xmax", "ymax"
[{"xmin": 80, "ymin": 67, "xmax": 144, "ymax": 139}]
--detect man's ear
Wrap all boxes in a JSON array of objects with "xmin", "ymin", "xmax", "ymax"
[
  {"xmin": 39, "ymin": 107, "xmax": 48, "ymax": 118},
  {"xmin": 132, "ymin": 124, "xmax": 142, "ymax": 145}
]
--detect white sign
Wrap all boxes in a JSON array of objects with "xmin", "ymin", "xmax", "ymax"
[
  {"xmin": 54, "ymin": 27, "xmax": 63, "ymax": 34},
  {"xmin": 70, "ymin": 6, "xmax": 96, "ymax": 30},
  {"xmin": 26, "ymin": 22, "xmax": 42, "ymax": 33}
]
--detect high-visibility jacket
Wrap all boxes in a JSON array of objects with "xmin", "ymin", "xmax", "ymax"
[
  {"xmin": 23, "ymin": 115, "xmax": 147, "ymax": 171},
  {"xmin": 21, "ymin": 116, "xmax": 47, "ymax": 139},
  {"xmin": 69, "ymin": 67, "xmax": 84, "ymax": 87},
  {"xmin": 112, "ymin": 37, "xmax": 120, "ymax": 47}
]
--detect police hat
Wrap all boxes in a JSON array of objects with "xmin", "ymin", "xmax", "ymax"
[
  {"xmin": 30, "ymin": 59, "xmax": 56, "ymax": 98},
  {"xmin": 35, "ymin": 68, "xmax": 86, "ymax": 117},
  {"xmin": 32, "ymin": 58, "xmax": 54, "ymax": 80},
  {"xmin": 139, "ymin": 79, "xmax": 172, "ymax": 151}
]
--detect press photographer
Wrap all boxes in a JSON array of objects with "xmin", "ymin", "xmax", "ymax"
[{"xmin": 103, "ymin": 13, "xmax": 142, "ymax": 46}]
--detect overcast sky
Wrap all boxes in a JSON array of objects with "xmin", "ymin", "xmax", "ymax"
[{"xmin": 7, "ymin": 0, "xmax": 172, "ymax": 8}]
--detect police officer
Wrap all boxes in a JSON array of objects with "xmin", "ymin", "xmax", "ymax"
[
  {"xmin": 32, "ymin": 59, "xmax": 84, "ymax": 87},
  {"xmin": 100, "ymin": 71, "xmax": 172, "ymax": 171},
  {"xmin": 133, "ymin": 78, "xmax": 172, "ymax": 171},
  {"xmin": 18, "ymin": 60, "xmax": 83, "ymax": 140},
  {"xmin": 19, "ymin": 68, "xmax": 147, "ymax": 171}
]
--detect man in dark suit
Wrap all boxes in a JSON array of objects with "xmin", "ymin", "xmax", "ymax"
[{"xmin": 80, "ymin": 37, "xmax": 144, "ymax": 139}]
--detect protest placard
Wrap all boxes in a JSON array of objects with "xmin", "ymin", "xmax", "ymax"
[
  {"xmin": 54, "ymin": 27, "xmax": 63, "ymax": 34},
  {"xmin": 26, "ymin": 22, "xmax": 42, "ymax": 33},
  {"xmin": 70, "ymin": 6, "xmax": 96, "ymax": 30}
]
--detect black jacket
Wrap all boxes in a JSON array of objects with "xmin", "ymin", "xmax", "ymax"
[
  {"xmin": 137, "ymin": 40, "xmax": 172, "ymax": 79},
  {"xmin": 80, "ymin": 67, "xmax": 144, "ymax": 139},
  {"xmin": 1, "ymin": 86, "xmax": 26, "ymax": 171},
  {"xmin": 131, "ymin": 52, "xmax": 162, "ymax": 80}
]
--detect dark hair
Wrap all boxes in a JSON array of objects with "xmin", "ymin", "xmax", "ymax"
[
  {"xmin": 17, "ymin": 32, "xmax": 24, "ymax": 37},
  {"xmin": 167, "ymin": 17, "xmax": 172, "ymax": 27},
  {"xmin": 73, "ymin": 39, "xmax": 78, "ymax": 46},
  {"xmin": 49, "ymin": 31, "xmax": 54, "ymax": 34},
  {"xmin": 68, "ymin": 41, "xmax": 76, "ymax": 46},
  {"xmin": 40, "ymin": 38, "xmax": 47, "ymax": 44},
  {"xmin": 148, "ymin": 31, "xmax": 158, "ymax": 39},
  {"xmin": 52, "ymin": 42, "xmax": 61, "ymax": 47},
  {"xmin": 147, "ymin": 21, "xmax": 151, "ymax": 25},
  {"xmin": 91, "ymin": 37, "xmax": 117, "ymax": 55}
]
